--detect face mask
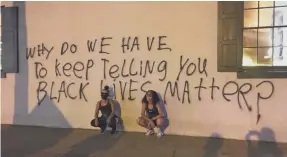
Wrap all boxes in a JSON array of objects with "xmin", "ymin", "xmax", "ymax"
[{"xmin": 101, "ymin": 93, "xmax": 108, "ymax": 100}]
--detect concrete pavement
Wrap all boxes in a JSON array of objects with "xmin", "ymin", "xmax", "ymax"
[{"xmin": 1, "ymin": 124, "xmax": 287, "ymax": 157}]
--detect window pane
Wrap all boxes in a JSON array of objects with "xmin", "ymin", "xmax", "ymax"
[
  {"xmin": 244, "ymin": 1, "xmax": 258, "ymax": 9},
  {"xmin": 263, "ymin": 47, "xmax": 274, "ymax": 59},
  {"xmin": 242, "ymin": 2, "xmax": 287, "ymax": 67},
  {"xmin": 257, "ymin": 48, "xmax": 273, "ymax": 66},
  {"xmin": 273, "ymin": 47, "xmax": 287, "ymax": 66},
  {"xmin": 258, "ymin": 28, "xmax": 273, "ymax": 47},
  {"xmin": 244, "ymin": 9, "xmax": 258, "ymax": 27},
  {"xmin": 273, "ymin": 27, "xmax": 286, "ymax": 46},
  {"xmin": 259, "ymin": 1, "xmax": 274, "ymax": 8},
  {"xmin": 274, "ymin": 7, "xmax": 287, "ymax": 26},
  {"xmin": 275, "ymin": 1, "xmax": 287, "ymax": 6},
  {"xmin": 243, "ymin": 48, "xmax": 258, "ymax": 66},
  {"xmin": 243, "ymin": 29, "xmax": 258, "ymax": 47},
  {"xmin": 259, "ymin": 8, "xmax": 273, "ymax": 27}
]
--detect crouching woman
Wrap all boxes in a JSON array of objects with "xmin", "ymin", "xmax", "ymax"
[
  {"xmin": 91, "ymin": 86, "xmax": 117, "ymax": 135},
  {"xmin": 136, "ymin": 90, "xmax": 164, "ymax": 138}
]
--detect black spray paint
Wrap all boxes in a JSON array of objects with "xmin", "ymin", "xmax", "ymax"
[{"xmin": 28, "ymin": 37, "xmax": 275, "ymax": 125}]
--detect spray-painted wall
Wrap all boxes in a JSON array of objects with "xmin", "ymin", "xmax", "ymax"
[{"xmin": 1, "ymin": 1, "xmax": 287, "ymax": 142}]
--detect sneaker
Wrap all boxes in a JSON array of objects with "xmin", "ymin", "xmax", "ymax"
[
  {"xmin": 156, "ymin": 131, "xmax": 164, "ymax": 138},
  {"xmin": 154, "ymin": 127, "xmax": 163, "ymax": 138},
  {"xmin": 100, "ymin": 126, "xmax": 107, "ymax": 135},
  {"xmin": 145, "ymin": 129, "xmax": 154, "ymax": 137}
]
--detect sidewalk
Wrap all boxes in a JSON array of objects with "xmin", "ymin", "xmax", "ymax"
[{"xmin": 2, "ymin": 124, "xmax": 287, "ymax": 157}]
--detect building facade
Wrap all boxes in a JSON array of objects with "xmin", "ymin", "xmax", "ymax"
[{"xmin": 1, "ymin": 1, "xmax": 287, "ymax": 142}]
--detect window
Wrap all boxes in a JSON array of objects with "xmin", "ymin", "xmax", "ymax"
[
  {"xmin": 1, "ymin": 6, "xmax": 19, "ymax": 78},
  {"xmin": 218, "ymin": 1, "xmax": 287, "ymax": 78}
]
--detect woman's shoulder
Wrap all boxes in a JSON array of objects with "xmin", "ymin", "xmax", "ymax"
[
  {"xmin": 155, "ymin": 102, "xmax": 161, "ymax": 106},
  {"xmin": 97, "ymin": 100, "xmax": 102, "ymax": 105}
]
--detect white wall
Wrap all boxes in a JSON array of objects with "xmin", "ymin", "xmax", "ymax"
[{"xmin": 1, "ymin": 1, "xmax": 287, "ymax": 142}]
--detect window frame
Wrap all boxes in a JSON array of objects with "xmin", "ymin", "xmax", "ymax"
[{"xmin": 217, "ymin": 1, "xmax": 287, "ymax": 79}]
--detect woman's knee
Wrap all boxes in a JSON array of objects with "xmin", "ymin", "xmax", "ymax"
[
  {"xmin": 108, "ymin": 117, "xmax": 117, "ymax": 126},
  {"xmin": 137, "ymin": 117, "xmax": 145, "ymax": 126},
  {"xmin": 136, "ymin": 117, "xmax": 142, "ymax": 125},
  {"xmin": 156, "ymin": 118, "xmax": 164, "ymax": 126}
]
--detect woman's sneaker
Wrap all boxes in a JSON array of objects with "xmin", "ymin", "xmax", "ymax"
[
  {"xmin": 145, "ymin": 129, "xmax": 154, "ymax": 136},
  {"xmin": 100, "ymin": 126, "xmax": 107, "ymax": 134},
  {"xmin": 100, "ymin": 129, "xmax": 105, "ymax": 134},
  {"xmin": 156, "ymin": 130, "xmax": 164, "ymax": 138},
  {"xmin": 110, "ymin": 128, "xmax": 116, "ymax": 135},
  {"xmin": 154, "ymin": 127, "xmax": 163, "ymax": 138}
]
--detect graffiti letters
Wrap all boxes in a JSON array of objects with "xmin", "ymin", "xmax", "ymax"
[
  {"xmin": 37, "ymin": 81, "xmax": 89, "ymax": 105},
  {"xmin": 26, "ymin": 43, "xmax": 54, "ymax": 60},
  {"xmin": 87, "ymin": 37, "xmax": 113, "ymax": 54},
  {"xmin": 54, "ymin": 59, "xmax": 94, "ymax": 80},
  {"xmin": 121, "ymin": 36, "xmax": 172, "ymax": 53},
  {"xmin": 176, "ymin": 55, "xmax": 208, "ymax": 80},
  {"xmin": 27, "ymin": 35, "xmax": 275, "ymax": 124},
  {"xmin": 101, "ymin": 58, "xmax": 167, "ymax": 81}
]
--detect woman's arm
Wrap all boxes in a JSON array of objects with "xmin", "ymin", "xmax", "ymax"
[
  {"xmin": 141, "ymin": 103, "xmax": 151, "ymax": 121},
  {"xmin": 151, "ymin": 103, "xmax": 164, "ymax": 120},
  {"xmin": 94, "ymin": 101, "xmax": 100, "ymax": 119}
]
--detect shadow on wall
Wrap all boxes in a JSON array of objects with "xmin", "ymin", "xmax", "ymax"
[
  {"xmin": 157, "ymin": 92, "xmax": 169, "ymax": 133},
  {"xmin": 202, "ymin": 132, "xmax": 223, "ymax": 157},
  {"xmin": 12, "ymin": 0, "xmax": 71, "ymax": 129},
  {"xmin": 2, "ymin": 1, "xmax": 73, "ymax": 156},
  {"xmin": 12, "ymin": 0, "xmax": 29, "ymax": 125},
  {"xmin": 108, "ymin": 86, "xmax": 125, "ymax": 131},
  {"xmin": 245, "ymin": 127, "xmax": 284, "ymax": 157}
]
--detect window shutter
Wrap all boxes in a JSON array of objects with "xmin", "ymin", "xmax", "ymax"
[
  {"xmin": 1, "ymin": 70, "xmax": 6, "ymax": 78},
  {"xmin": 217, "ymin": 2, "xmax": 243, "ymax": 72},
  {"xmin": 1, "ymin": 6, "xmax": 19, "ymax": 74}
]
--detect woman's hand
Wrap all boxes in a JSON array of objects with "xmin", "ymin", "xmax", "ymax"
[{"xmin": 147, "ymin": 119, "xmax": 155, "ymax": 129}]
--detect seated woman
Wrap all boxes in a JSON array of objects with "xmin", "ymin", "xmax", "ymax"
[
  {"xmin": 137, "ymin": 90, "xmax": 164, "ymax": 138},
  {"xmin": 91, "ymin": 86, "xmax": 117, "ymax": 135}
]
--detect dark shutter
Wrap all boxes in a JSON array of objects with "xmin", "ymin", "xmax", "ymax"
[
  {"xmin": 1, "ymin": 6, "xmax": 19, "ymax": 74},
  {"xmin": 1, "ymin": 70, "xmax": 6, "ymax": 78},
  {"xmin": 217, "ymin": 2, "xmax": 243, "ymax": 72}
]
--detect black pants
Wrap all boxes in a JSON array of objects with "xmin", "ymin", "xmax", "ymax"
[{"xmin": 91, "ymin": 115, "xmax": 117, "ymax": 131}]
